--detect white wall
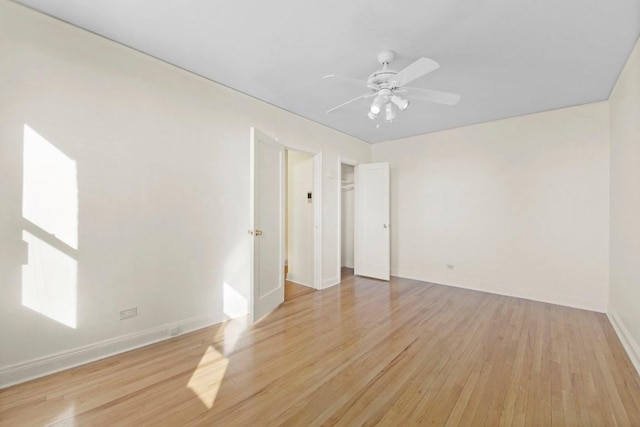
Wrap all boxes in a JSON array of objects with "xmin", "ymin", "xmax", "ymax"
[
  {"xmin": 287, "ymin": 151, "xmax": 314, "ymax": 286},
  {"xmin": 0, "ymin": 2, "xmax": 370, "ymax": 386},
  {"xmin": 609, "ymin": 37, "xmax": 640, "ymax": 373},
  {"xmin": 372, "ymin": 102, "xmax": 610, "ymax": 312},
  {"xmin": 341, "ymin": 164, "xmax": 355, "ymax": 268}
]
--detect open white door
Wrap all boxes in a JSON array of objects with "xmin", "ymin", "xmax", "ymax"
[
  {"xmin": 354, "ymin": 162, "xmax": 390, "ymax": 280},
  {"xmin": 250, "ymin": 128, "xmax": 284, "ymax": 322}
]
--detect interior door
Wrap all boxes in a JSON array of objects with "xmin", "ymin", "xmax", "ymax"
[
  {"xmin": 354, "ymin": 162, "xmax": 390, "ymax": 280},
  {"xmin": 250, "ymin": 127, "xmax": 284, "ymax": 322}
]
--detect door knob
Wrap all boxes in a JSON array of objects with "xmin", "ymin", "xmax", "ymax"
[
  {"xmin": 255, "ymin": 230, "xmax": 263, "ymax": 236},
  {"xmin": 383, "ymin": 224, "xmax": 389, "ymax": 228}
]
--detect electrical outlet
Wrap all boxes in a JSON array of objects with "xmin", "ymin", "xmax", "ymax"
[
  {"xmin": 119, "ymin": 307, "xmax": 137, "ymax": 320},
  {"xmin": 446, "ymin": 264, "xmax": 455, "ymax": 270}
]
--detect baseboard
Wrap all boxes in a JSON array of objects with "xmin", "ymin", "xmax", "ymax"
[
  {"xmin": 607, "ymin": 309, "xmax": 640, "ymax": 376},
  {"xmin": 342, "ymin": 261, "xmax": 354, "ymax": 269},
  {"xmin": 391, "ymin": 271, "xmax": 606, "ymax": 313},
  {"xmin": 0, "ymin": 312, "xmax": 222, "ymax": 389},
  {"xmin": 322, "ymin": 275, "xmax": 340, "ymax": 289},
  {"xmin": 286, "ymin": 273, "xmax": 313, "ymax": 288}
]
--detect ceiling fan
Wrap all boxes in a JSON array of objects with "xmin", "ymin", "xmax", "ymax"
[{"xmin": 324, "ymin": 50, "xmax": 460, "ymax": 123}]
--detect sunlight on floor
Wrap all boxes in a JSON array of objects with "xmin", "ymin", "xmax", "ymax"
[
  {"xmin": 51, "ymin": 401, "xmax": 76, "ymax": 426},
  {"xmin": 222, "ymin": 316, "xmax": 248, "ymax": 354},
  {"xmin": 187, "ymin": 316, "xmax": 247, "ymax": 409},
  {"xmin": 22, "ymin": 231, "xmax": 77, "ymax": 328},
  {"xmin": 187, "ymin": 345, "xmax": 229, "ymax": 409}
]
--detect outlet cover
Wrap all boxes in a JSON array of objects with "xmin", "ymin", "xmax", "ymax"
[{"xmin": 119, "ymin": 307, "xmax": 137, "ymax": 320}]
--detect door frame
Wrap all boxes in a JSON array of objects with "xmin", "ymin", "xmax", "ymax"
[
  {"xmin": 284, "ymin": 144, "xmax": 322, "ymax": 290},
  {"xmin": 336, "ymin": 156, "xmax": 359, "ymax": 283}
]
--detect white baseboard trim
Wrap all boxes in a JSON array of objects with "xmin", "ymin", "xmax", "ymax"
[
  {"xmin": 0, "ymin": 313, "xmax": 222, "ymax": 389},
  {"xmin": 607, "ymin": 309, "xmax": 640, "ymax": 376},
  {"xmin": 286, "ymin": 273, "xmax": 313, "ymax": 288},
  {"xmin": 391, "ymin": 271, "xmax": 606, "ymax": 313},
  {"xmin": 322, "ymin": 275, "xmax": 340, "ymax": 289}
]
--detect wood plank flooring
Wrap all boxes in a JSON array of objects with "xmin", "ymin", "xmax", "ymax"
[
  {"xmin": 284, "ymin": 280, "xmax": 315, "ymax": 300},
  {"xmin": 2, "ymin": 275, "xmax": 640, "ymax": 426}
]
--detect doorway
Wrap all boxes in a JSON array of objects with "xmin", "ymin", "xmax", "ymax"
[
  {"xmin": 340, "ymin": 163, "xmax": 355, "ymax": 282},
  {"xmin": 284, "ymin": 148, "xmax": 320, "ymax": 300},
  {"xmin": 250, "ymin": 129, "xmax": 322, "ymax": 321},
  {"xmin": 337, "ymin": 159, "xmax": 390, "ymax": 283}
]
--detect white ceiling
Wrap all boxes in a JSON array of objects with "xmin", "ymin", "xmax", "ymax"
[{"xmin": 16, "ymin": 0, "xmax": 640, "ymax": 143}]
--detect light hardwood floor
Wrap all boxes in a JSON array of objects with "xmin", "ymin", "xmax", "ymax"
[
  {"xmin": 2, "ymin": 274, "xmax": 640, "ymax": 426},
  {"xmin": 284, "ymin": 279, "xmax": 315, "ymax": 300}
]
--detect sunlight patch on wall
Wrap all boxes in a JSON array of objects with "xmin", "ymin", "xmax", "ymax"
[
  {"xmin": 223, "ymin": 282, "xmax": 248, "ymax": 320},
  {"xmin": 187, "ymin": 345, "xmax": 229, "ymax": 409},
  {"xmin": 22, "ymin": 124, "xmax": 78, "ymax": 328},
  {"xmin": 23, "ymin": 124, "xmax": 78, "ymax": 249},
  {"xmin": 22, "ymin": 231, "xmax": 77, "ymax": 328},
  {"xmin": 223, "ymin": 241, "xmax": 250, "ymax": 320}
]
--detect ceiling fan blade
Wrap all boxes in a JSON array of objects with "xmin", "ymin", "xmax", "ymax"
[
  {"xmin": 391, "ymin": 58, "xmax": 440, "ymax": 87},
  {"xmin": 325, "ymin": 93, "xmax": 371, "ymax": 113},
  {"xmin": 323, "ymin": 74, "xmax": 368, "ymax": 87},
  {"xmin": 405, "ymin": 87, "xmax": 460, "ymax": 106}
]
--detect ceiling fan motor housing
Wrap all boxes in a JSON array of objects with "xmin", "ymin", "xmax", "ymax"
[
  {"xmin": 368, "ymin": 50, "xmax": 399, "ymax": 90},
  {"xmin": 377, "ymin": 50, "xmax": 395, "ymax": 65},
  {"xmin": 368, "ymin": 70, "xmax": 398, "ymax": 89}
]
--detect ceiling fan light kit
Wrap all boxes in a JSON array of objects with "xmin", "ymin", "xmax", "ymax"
[
  {"xmin": 324, "ymin": 50, "xmax": 460, "ymax": 125},
  {"xmin": 391, "ymin": 95, "xmax": 409, "ymax": 111},
  {"xmin": 370, "ymin": 94, "xmax": 384, "ymax": 115},
  {"xmin": 385, "ymin": 102, "xmax": 397, "ymax": 122}
]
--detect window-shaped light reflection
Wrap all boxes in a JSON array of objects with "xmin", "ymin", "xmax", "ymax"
[
  {"xmin": 22, "ymin": 124, "xmax": 78, "ymax": 328},
  {"xmin": 23, "ymin": 124, "xmax": 78, "ymax": 249},
  {"xmin": 22, "ymin": 231, "xmax": 77, "ymax": 328},
  {"xmin": 187, "ymin": 345, "xmax": 229, "ymax": 409}
]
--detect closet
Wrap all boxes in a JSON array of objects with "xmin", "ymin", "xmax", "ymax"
[{"xmin": 340, "ymin": 163, "xmax": 355, "ymax": 278}]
